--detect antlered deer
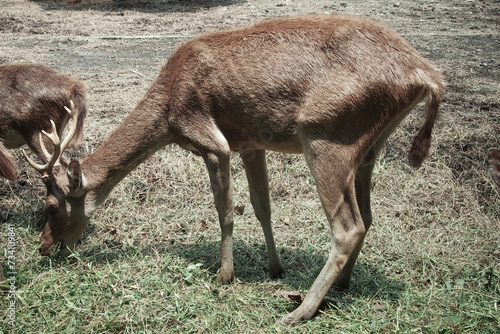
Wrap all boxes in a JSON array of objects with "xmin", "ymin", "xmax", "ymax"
[
  {"xmin": 489, "ymin": 149, "xmax": 500, "ymax": 186},
  {"xmin": 0, "ymin": 64, "xmax": 86, "ymax": 181},
  {"xmin": 26, "ymin": 15, "xmax": 445, "ymax": 323}
]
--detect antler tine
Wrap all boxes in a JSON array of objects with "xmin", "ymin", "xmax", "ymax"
[
  {"xmin": 59, "ymin": 100, "xmax": 79, "ymax": 160},
  {"xmin": 39, "ymin": 132, "xmax": 52, "ymax": 160},
  {"xmin": 23, "ymin": 149, "xmax": 43, "ymax": 172},
  {"xmin": 40, "ymin": 120, "xmax": 60, "ymax": 160},
  {"xmin": 24, "ymin": 120, "xmax": 61, "ymax": 178}
]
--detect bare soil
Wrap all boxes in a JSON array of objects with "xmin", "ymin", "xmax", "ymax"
[
  {"xmin": 1, "ymin": 0, "xmax": 499, "ymax": 247},
  {"xmin": 1, "ymin": 0, "xmax": 498, "ymax": 152},
  {"xmin": 1, "ymin": 0, "xmax": 499, "ymax": 259}
]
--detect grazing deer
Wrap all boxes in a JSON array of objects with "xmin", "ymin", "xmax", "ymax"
[
  {"xmin": 0, "ymin": 64, "xmax": 87, "ymax": 181},
  {"xmin": 489, "ymin": 149, "xmax": 500, "ymax": 186},
  {"xmin": 26, "ymin": 15, "xmax": 445, "ymax": 323}
]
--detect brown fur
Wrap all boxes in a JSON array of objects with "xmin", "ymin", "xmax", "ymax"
[
  {"xmin": 0, "ymin": 142, "xmax": 17, "ymax": 181},
  {"xmin": 28, "ymin": 15, "xmax": 445, "ymax": 323},
  {"xmin": 0, "ymin": 64, "xmax": 87, "ymax": 181}
]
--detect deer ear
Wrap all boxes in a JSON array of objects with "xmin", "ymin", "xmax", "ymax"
[{"xmin": 67, "ymin": 160, "xmax": 83, "ymax": 191}]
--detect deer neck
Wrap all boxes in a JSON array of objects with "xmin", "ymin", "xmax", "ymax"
[{"xmin": 81, "ymin": 99, "xmax": 173, "ymax": 206}]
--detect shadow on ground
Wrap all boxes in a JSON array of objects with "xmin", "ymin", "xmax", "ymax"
[{"xmin": 37, "ymin": 237, "xmax": 407, "ymax": 308}]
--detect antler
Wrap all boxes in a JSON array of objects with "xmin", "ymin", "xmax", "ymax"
[
  {"xmin": 23, "ymin": 120, "xmax": 61, "ymax": 178},
  {"xmin": 60, "ymin": 100, "xmax": 79, "ymax": 155},
  {"xmin": 24, "ymin": 100, "xmax": 80, "ymax": 178}
]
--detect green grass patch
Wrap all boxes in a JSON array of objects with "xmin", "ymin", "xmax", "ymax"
[{"xmin": 1, "ymin": 143, "xmax": 499, "ymax": 333}]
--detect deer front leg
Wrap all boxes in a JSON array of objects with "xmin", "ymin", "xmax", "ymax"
[
  {"xmin": 203, "ymin": 151, "xmax": 235, "ymax": 284},
  {"xmin": 240, "ymin": 149, "xmax": 284, "ymax": 278}
]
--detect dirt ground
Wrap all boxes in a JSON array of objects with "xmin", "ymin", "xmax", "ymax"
[
  {"xmin": 1, "ymin": 0, "xmax": 499, "ymax": 241},
  {"xmin": 0, "ymin": 0, "xmax": 498, "ymax": 225},
  {"xmin": 1, "ymin": 0, "xmax": 498, "ymax": 206}
]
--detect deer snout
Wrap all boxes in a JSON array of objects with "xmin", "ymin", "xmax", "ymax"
[
  {"xmin": 39, "ymin": 241, "xmax": 55, "ymax": 256},
  {"xmin": 39, "ymin": 223, "xmax": 56, "ymax": 256}
]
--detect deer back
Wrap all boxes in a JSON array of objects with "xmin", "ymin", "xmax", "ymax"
[{"xmin": 149, "ymin": 15, "xmax": 443, "ymax": 156}]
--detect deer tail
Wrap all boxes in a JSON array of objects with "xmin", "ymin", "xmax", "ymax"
[{"xmin": 409, "ymin": 74, "xmax": 445, "ymax": 168}]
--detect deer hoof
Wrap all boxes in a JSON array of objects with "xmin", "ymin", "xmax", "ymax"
[
  {"xmin": 269, "ymin": 266, "xmax": 285, "ymax": 279},
  {"xmin": 280, "ymin": 312, "xmax": 302, "ymax": 326},
  {"xmin": 216, "ymin": 269, "xmax": 234, "ymax": 284}
]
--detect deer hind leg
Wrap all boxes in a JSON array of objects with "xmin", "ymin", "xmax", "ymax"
[
  {"xmin": 334, "ymin": 148, "xmax": 375, "ymax": 289},
  {"xmin": 282, "ymin": 139, "xmax": 366, "ymax": 324},
  {"xmin": 240, "ymin": 149, "xmax": 284, "ymax": 278}
]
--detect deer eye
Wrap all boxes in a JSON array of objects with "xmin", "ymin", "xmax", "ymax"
[{"xmin": 47, "ymin": 204, "xmax": 59, "ymax": 215}]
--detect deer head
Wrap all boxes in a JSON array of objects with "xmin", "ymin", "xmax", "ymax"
[{"xmin": 24, "ymin": 101, "xmax": 89, "ymax": 256}]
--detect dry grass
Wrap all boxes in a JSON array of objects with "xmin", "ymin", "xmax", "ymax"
[
  {"xmin": 2, "ymin": 115, "xmax": 499, "ymax": 332},
  {"xmin": 1, "ymin": 0, "xmax": 500, "ymax": 333}
]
